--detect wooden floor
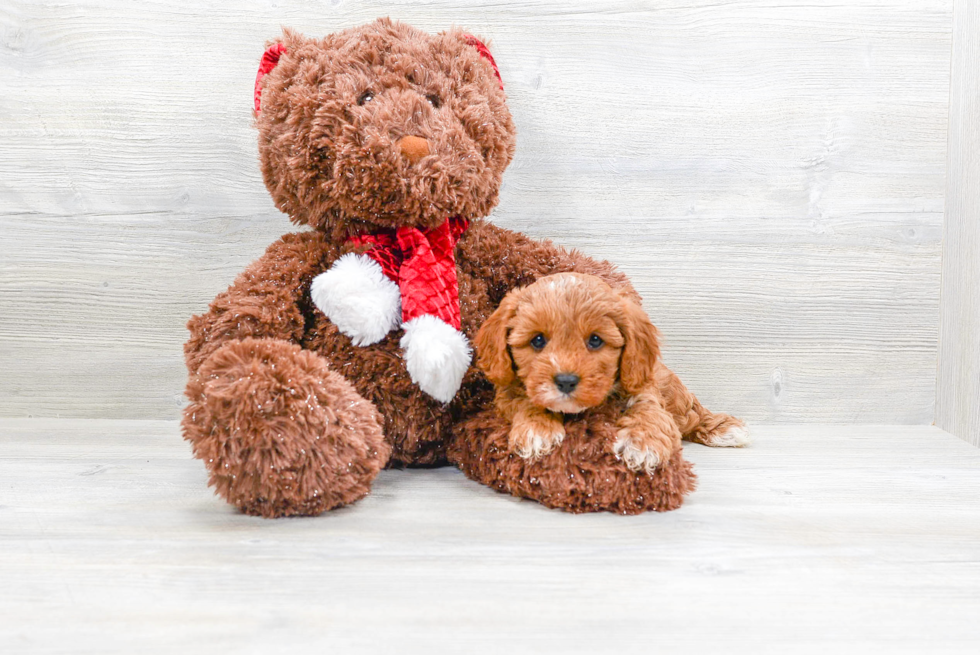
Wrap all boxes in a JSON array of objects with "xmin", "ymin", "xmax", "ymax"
[{"xmin": 3, "ymin": 420, "xmax": 979, "ymax": 654}]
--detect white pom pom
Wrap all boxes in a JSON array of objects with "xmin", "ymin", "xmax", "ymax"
[
  {"xmin": 310, "ymin": 254, "xmax": 401, "ymax": 346},
  {"xmin": 400, "ymin": 315, "xmax": 472, "ymax": 403}
]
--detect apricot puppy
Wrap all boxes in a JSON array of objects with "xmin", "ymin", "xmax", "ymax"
[{"xmin": 475, "ymin": 273, "xmax": 748, "ymax": 472}]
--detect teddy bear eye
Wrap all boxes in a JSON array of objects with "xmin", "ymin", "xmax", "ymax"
[
  {"xmin": 530, "ymin": 334, "xmax": 547, "ymax": 351},
  {"xmin": 426, "ymin": 94, "xmax": 441, "ymax": 109},
  {"xmin": 587, "ymin": 334, "xmax": 604, "ymax": 350},
  {"xmin": 357, "ymin": 90, "xmax": 374, "ymax": 106}
]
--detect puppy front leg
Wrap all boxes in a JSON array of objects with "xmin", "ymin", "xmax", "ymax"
[
  {"xmin": 508, "ymin": 404, "xmax": 566, "ymax": 460},
  {"xmin": 613, "ymin": 392, "xmax": 682, "ymax": 474}
]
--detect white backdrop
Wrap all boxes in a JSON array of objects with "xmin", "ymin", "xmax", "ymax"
[{"xmin": 0, "ymin": 0, "xmax": 951, "ymax": 422}]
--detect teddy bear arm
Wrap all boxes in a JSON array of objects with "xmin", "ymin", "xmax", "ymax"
[
  {"xmin": 551, "ymin": 248, "xmax": 640, "ymax": 303},
  {"xmin": 457, "ymin": 221, "xmax": 566, "ymax": 303},
  {"xmin": 458, "ymin": 221, "xmax": 639, "ymax": 304},
  {"xmin": 184, "ymin": 233, "xmax": 333, "ymax": 375}
]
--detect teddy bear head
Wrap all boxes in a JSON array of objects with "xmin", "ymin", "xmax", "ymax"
[{"xmin": 254, "ymin": 18, "xmax": 517, "ymax": 240}]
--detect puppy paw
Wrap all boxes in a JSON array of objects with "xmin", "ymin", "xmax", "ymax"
[
  {"xmin": 612, "ymin": 428, "xmax": 674, "ymax": 474},
  {"xmin": 703, "ymin": 425, "xmax": 751, "ymax": 448},
  {"xmin": 509, "ymin": 419, "xmax": 565, "ymax": 460}
]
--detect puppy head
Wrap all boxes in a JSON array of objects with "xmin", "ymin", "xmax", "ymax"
[{"xmin": 475, "ymin": 273, "xmax": 660, "ymax": 413}]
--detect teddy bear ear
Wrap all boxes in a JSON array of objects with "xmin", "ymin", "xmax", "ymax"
[
  {"xmin": 254, "ymin": 42, "xmax": 287, "ymax": 113},
  {"xmin": 461, "ymin": 34, "xmax": 503, "ymax": 89}
]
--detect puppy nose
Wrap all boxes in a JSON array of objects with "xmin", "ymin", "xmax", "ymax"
[
  {"xmin": 396, "ymin": 135, "xmax": 430, "ymax": 164},
  {"xmin": 554, "ymin": 373, "xmax": 580, "ymax": 394}
]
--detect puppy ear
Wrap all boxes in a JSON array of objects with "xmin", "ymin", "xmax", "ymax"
[
  {"xmin": 616, "ymin": 295, "xmax": 661, "ymax": 394},
  {"xmin": 475, "ymin": 292, "xmax": 521, "ymax": 386}
]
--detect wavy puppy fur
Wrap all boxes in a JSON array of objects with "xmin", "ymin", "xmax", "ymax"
[
  {"xmin": 447, "ymin": 273, "xmax": 746, "ymax": 514},
  {"xmin": 478, "ymin": 273, "xmax": 749, "ymax": 470}
]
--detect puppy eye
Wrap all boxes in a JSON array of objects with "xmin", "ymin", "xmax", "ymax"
[
  {"xmin": 530, "ymin": 334, "xmax": 547, "ymax": 351},
  {"xmin": 426, "ymin": 94, "xmax": 441, "ymax": 108},
  {"xmin": 587, "ymin": 334, "xmax": 604, "ymax": 350},
  {"xmin": 357, "ymin": 90, "xmax": 374, "ymax": 106}
]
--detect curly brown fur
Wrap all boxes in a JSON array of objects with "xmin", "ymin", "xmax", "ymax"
[
  {"xmin": 451, "ymin": 273, "xmax": 746, "ymax": 513},
  {"xmin": 183, "ymin": 19, "xmax": 661, "ymax": 517},
  {"xmin": 183, "ymin": 338, "xmax": 388, "ymax": 517},
  {"xmin": 256, "ymin": 19, "xmax": 515, "ymax": 241},
  {"xmin": 447, "ymin": 398, "xmax": 696, "ymax": 515}
]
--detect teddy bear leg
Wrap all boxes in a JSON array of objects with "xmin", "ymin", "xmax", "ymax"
[
  {"xmin": 449, "ymin": 407, "xmax": 697, "ymax": 514},
  {"xmin": 182, "ymin": 337, "xmax": 390, "ymax": 517}
]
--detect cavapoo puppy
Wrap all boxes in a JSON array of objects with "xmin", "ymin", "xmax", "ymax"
[{"xmin": 475, "ymin": 273, "xmax": 749, "ymax": 473}]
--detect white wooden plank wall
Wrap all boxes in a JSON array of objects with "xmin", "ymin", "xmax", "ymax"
[
  {"xmin": 937, "ymin": 0, "xmax": 980, "ymax": 447},
  {"xmin": 0, "ymin": 1, "xmax": 951, "ymax": 422}
]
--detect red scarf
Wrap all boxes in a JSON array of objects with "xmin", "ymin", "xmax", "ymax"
[{"xmin": 349, "ymin": 217, "xmax": 469, "ymax": 330}]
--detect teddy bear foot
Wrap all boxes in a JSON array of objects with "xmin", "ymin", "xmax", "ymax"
[
  {"xmin": 450, "ymin": 405, "xmax": 697, "ymax": 514},
  {"xmin": 182, "ymin": 338, "xmax": 390, "ymax": 517}
]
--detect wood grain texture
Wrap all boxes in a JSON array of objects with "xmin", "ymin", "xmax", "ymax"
[
  {"xmin": 937, "ymin": 0, "xmax": 980, "ymax": 446},
  {"xmin": 2, "ymin": 420, "xmax": 980, "ymax": 653},
  {"xmin": 0, "ymin": 1, "xmax": 951, "ymax": 421}
]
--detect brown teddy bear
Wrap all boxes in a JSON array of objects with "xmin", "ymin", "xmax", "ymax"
[{"xmin": 181, "ymin": 18, "xmax": 704, "ymax": 517}]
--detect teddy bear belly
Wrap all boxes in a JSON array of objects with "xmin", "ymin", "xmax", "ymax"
[{"xmin": 302, "ymin": 316, "xmax": 469, "ymax": 467}]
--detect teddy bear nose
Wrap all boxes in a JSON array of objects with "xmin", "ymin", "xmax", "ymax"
[
  {"xmin": 396, "ymin": 135, "xmax": 430, "ymax": 164},
  {"xmin": 554, "ymin": 373, "xmax": 580, "ymax": 394}
]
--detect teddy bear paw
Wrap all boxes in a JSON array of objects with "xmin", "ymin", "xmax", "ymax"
[
  {"xmin": 310, "ymin": 253, "xmax": 401, "ymax": 346},
  {"xmin": 400, "ymin": 314, "xmax": 471, "ymax": 403}
]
